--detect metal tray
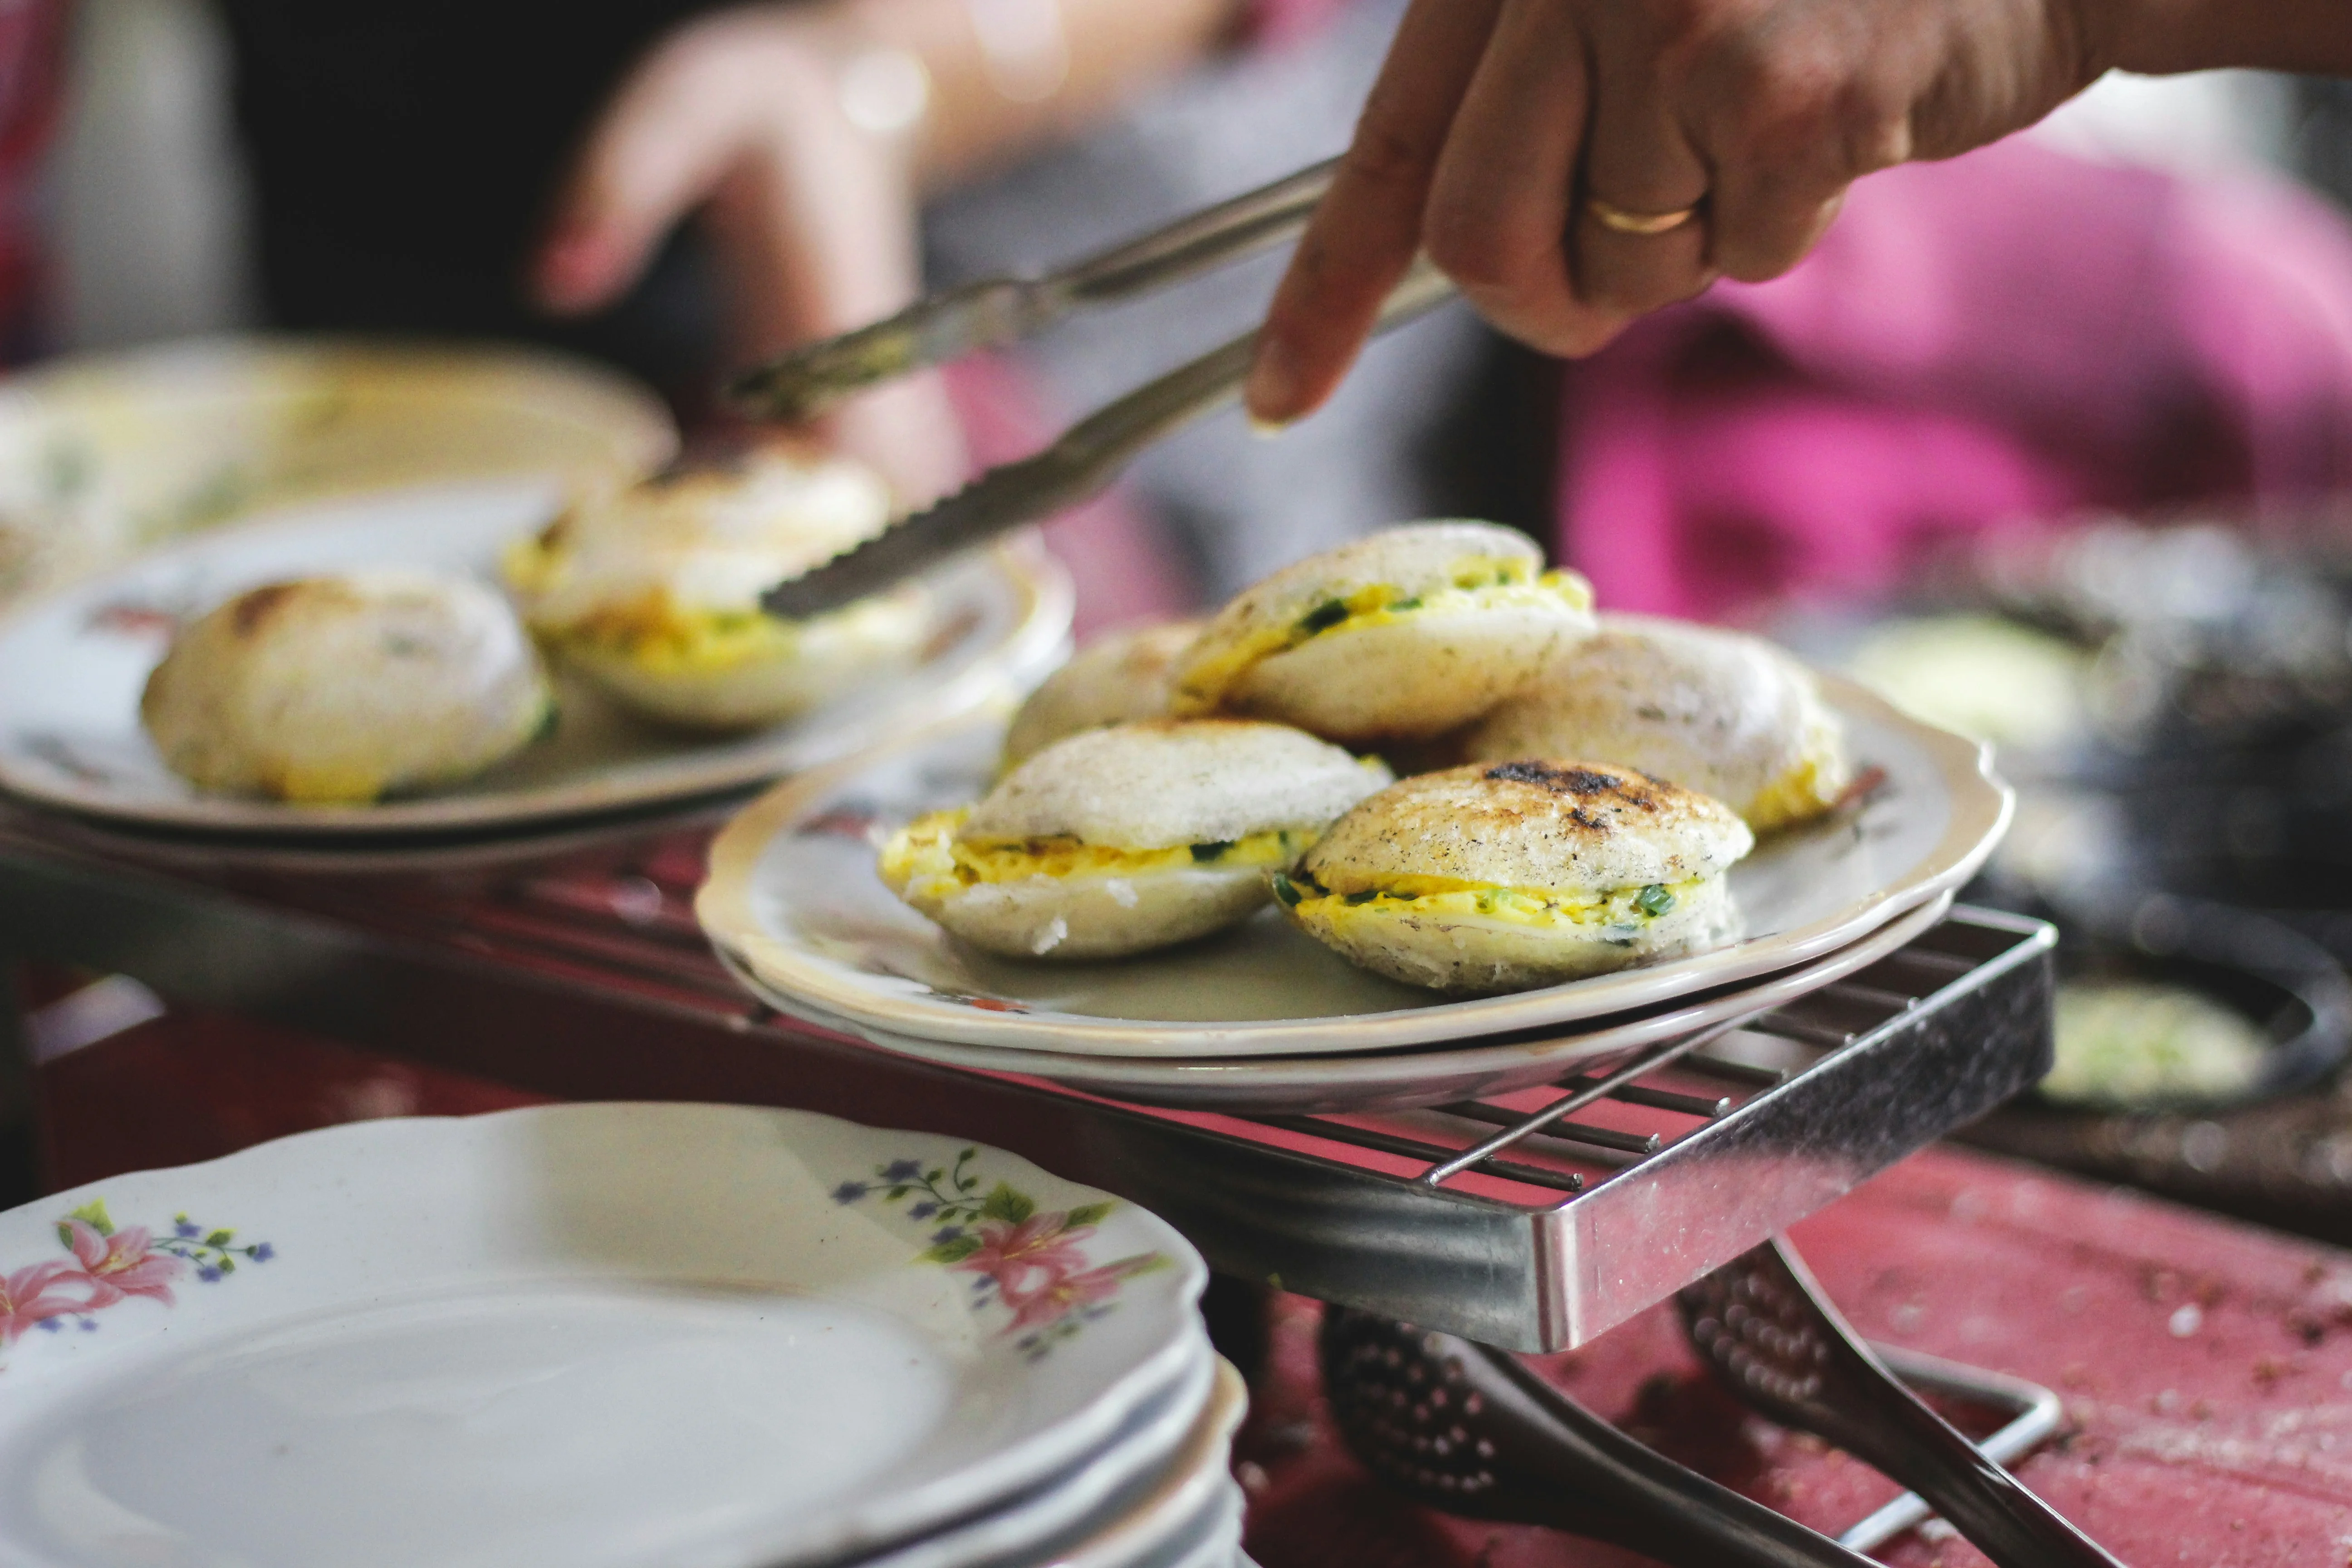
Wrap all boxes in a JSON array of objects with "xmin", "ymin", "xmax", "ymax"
[{"xmin": 0, "ymin": 815, "xmax": 2052, "ymax": 1351}]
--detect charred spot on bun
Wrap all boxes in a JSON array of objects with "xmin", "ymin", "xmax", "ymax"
[
  {"xmin": 1279, "ymin": 757, "xmax": 1753, "ymax": 992},
  {"xmin": 1468, "ymin": 613, "xmax": 1852, "ymax": 831}
]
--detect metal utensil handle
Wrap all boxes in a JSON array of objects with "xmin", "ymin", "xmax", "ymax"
[
  {"xmin": 1063, "ymin": 252, "xmax": 1450, "ymax": 466},
  {"xmin": 1480, "ymin": 1349, "xmax": 1878, "ymax": 1568},
  {"xmin": 1060, "ymin": 155, "xmax": 1338, "ymax": 304},
  {"xmin": 1836, "ymin": 1376, "xmax": 2124, "ymax": 1568},
  {"xmin": 1769, "ymin": 1243, "xmax": 2128, "ymax": 1568},
  {"xmin": 759, "ymin": 257, "xmax": 1455, "ymax": 620},
  {"xmin": 1842, "ymin": 1346, "xmax": 2064, "ymax": 1554},
  {"xmin": 727, "ymin": 156, "xmax": 1338, "ymax": 420}
]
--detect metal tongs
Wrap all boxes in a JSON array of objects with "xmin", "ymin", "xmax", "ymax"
[{"xmin": 736, "ymin": 156, "xmax": 1460, "ymax": 620}]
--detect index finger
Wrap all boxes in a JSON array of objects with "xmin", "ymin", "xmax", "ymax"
[{"xmin": 1245, "ymin": 0, "xmax": 1503, "ymax": 427}]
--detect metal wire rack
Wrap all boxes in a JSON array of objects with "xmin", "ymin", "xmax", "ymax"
[{"xmin": 0, "ymin": 813, "xmax": 2053, "ymax": 1352}]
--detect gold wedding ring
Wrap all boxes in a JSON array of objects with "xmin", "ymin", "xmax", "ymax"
[{"xmin": 1586, "ymin": 196, "xmax": 1700, "ymax": 236}]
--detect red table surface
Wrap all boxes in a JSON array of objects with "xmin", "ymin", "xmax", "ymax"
[{"xmin": 31, "ymin": 996, "xmax": 2352, "ymax": 1567}]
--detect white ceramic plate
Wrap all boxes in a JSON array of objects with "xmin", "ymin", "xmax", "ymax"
[
  {"xmin": 697, "ymin": 677, "xmax": 2009, "ymax": 1058},
  {"xmin": 724, "ymin": 893, "xmax": 1953, "ymax": 1112},
  {"xmin": 859, "ymin": 1350, "xmax": 1220, "ymax": 1568},
  {"xmin": 1096, "ymin": 1478, "xmax": 1244, "ymax": 1568},
  {"xmin": 0, "ymin": 1103, "xmax": 1206, "ymax": 1568},
  {"xmin": 0, "ymin": 482, "xmax": 1072, "ymax": 838},
  {"xmin": 0, "ymin": 336, "xmax": 677, "ymax": 614},
  {"xmin": 1039, "ymin": 1362, "xmax": 1247, "ymax": 1568},
  {"xmin": 864, "ymin": 1356, "xmax": 1243, "ymax": 1568}
]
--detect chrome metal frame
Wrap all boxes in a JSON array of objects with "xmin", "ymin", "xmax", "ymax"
[{"xmin": 0, "ymin": 816, "xmax": 2053, "ymax": 1352}]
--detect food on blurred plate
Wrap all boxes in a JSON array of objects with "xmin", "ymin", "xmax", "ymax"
[
  {"xmin": 1468, "ymin": 613, "xmax": 1852, "ymax": 832},
  {"xmin": 141, "ymin": 570, "xmax": 554, "ymax": 804},
  {"xmin": 1277, "ymin": 759, "xmax": 1752, "ymax": 992},
  {"xmin": 504, "ymin": 448, "xmax": 926, "ymax": 730},
  {"xmin": 1847, "ymin": 614, "xmax": 2086, "ymax": 752},
  {"xmin": 2042, "ymin": 980, "xmax": 2269, "ymax": 1109},
  {"xmin": 1002, "ymin": 619, "xmax": 1202, "ymax": 769},
  {"xmin": 1169, "ymin": 521, "xmax": 1595, "ymax": 743},
  {"xmin": 880, "ymin": 719, "xmax": 1391, "ymax": 959}
]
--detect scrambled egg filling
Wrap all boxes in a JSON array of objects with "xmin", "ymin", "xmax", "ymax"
[
  {"xmin": 1175, "ymin": 557, "xmax": 1593, "ymax": 711},
  {"xmin": 880, "ymin": 808, "xmax": 1316, "ymax": 904},
  {"xmin": 1274, "ymin": 870, "xmax": 1700, "ymax": 933},
  {"xmin": 507, "ymin": 536, "xmax": 806, "ymax": 675},
  {"xmin": 261, "ymin": 763, "xmax": 391, "ymax": 806},
  {"xmin": 1744, "ymin": 753, "xmax": 1841, "ymax": 833}
]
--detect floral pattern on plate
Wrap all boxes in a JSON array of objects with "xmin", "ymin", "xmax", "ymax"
[
  {"xmin": 833, "ymin": 1148, "xmax": 1167, "ymax": 1360},
  {"xmin": 0, "ymin": 1198, "xmax": 272, "ymax": 1356}
]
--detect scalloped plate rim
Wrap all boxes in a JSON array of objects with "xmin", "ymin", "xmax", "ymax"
[
  {"xmin": 0, "ymin": 489, "xmax": 1071, "ymax": 839},
  {"xmin": 0, "ymin": 1101, "xmax": 1210, "ymax": 1568},
  {"xmin": 698, "ymin": 672, "xmax": 2011, "ymax": 1058}
]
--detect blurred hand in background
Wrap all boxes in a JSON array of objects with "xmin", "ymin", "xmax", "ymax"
[{"xmin": 533, "ymin": 0, "xmax": 1237, "ymax": 506}]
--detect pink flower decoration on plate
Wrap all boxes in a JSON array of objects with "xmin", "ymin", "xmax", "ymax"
[
  {"xmin": 1000, "ymin": 1259, "xmax": 1148, "ymax": 1335},
  {"xmin": 0, "ymin": 1260, "xmax": 87, "ymax": 1345},
  {"xmin": 951, "ymin": 1214, "xmax": 1097, "ymax": 1303},
  {"xmin": 831, "ymin": 1147, "xmax": 1167, "ymax": 1357},
  {"xmin": 0, "ymin": 1200, "xmax": 272, "ymax": 1366},
  {"xmin": 64, "ymin": 1221, "xmax": 183, "ymax": 1308}
]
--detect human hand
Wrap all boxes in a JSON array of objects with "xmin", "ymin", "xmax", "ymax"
[
  {"xmin": 1244, "ymin": 0, "xmax": 2120, "ymax": 425},
  {"xmin": 534, "ymin": 4, "xmax": 966, "ymax": 505}
]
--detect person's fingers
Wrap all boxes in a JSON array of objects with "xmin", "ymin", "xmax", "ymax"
[
  {"xmin": 1568, "ymin": 8, "xmax": 1715, "ymax": 318},
  {"xmin": 1245, "ymin": 0, "xmax": 1503, "ymax": 427},
  {"xmin": 534, "ymin": 35, "xmax": 750, "ymax": 314},
  {"xmin": 1418, "ymin": 0, "xmax": 1619, "ymax": 357},
  {"xmin": 1693, "ymin": 23, "xmax": 1910, "ymax": 283},
  {"xmin": 1706, "ymin": 170, "xmax": 1847, "ymax": 283}
]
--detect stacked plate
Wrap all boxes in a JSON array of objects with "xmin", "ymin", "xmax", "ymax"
[
  {"xmin": 0, "ymin": 480, "xmax": 1070, "ymax": 870},
  {"xmin": 697, "ymin": 677, "xmax": 2012, "ymax": 1112},
  {"xmin": 0, "ymin": 1103, "xmax": 1242, "ymax": 1568},
  {"xmin": 0, "ymin": 336, "xmax": 1075, "ymax": 870}
]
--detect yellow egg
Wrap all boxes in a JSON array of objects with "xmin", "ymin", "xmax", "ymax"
[
  {"xmin": 880, "ymin": 807, "xmax": 1313, "ymax": 908},
  {"xmin": 1275, "ymin": 872, "xmax": 1705, "ymax": 934}
]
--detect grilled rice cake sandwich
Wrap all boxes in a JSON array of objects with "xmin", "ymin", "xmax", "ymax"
[
  {"xmin": 140, "ymin": 570, "xmax": 554, "ymax": 804},
  {"xmin": 1467, "ymin": 614, "xmax": 1851, "ymax": 832},
  {"xmin": 1001, "ymin": 619, "xmax": 1202, "ymax": 769},
  {"xmin": 880, "ymin": 719, "xmax": 1392, "ymax": 959},
  {"xmin": 1278, "ymin": 759, "xmax": 1753, "ymax": 992},
  {"xmin": 1169, "ymin": 522, "xmax": 1595, "ymax": 743},
  {"xmin": 504, "ymin": 447, "xmax": 926, "ymax": 730}
]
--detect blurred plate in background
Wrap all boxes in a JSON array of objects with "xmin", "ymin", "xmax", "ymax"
[
  {"xmin": 0, "ymin": 483, "xmax": 1072, "ymax": 838},
  {"xmin": 0, "ymin": 336, "xmax": 679, "ymax": 612}
]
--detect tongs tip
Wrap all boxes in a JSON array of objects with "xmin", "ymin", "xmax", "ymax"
[{"xmin": 725, "ymin": 321, "xmax": 921, "ymax": 423}]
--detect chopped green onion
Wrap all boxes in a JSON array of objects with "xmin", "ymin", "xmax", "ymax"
[
  {"xmin": 1344, "ymin": 890, "xmax": 1380, "ymax": 906},
  {"xmin": 1190, "ymin": 841, "xmax": 1234, "ymax": 863},
  {"xmin": 1635, "ymin": 883, "xmax": 1675, "ymax": 918},
  {"xmin": 1295, "ymin": 599, "xmax": 1350, "ymax": 636},
  {"xmin": 1270, "ymin": 873, "xmax": 1304, "ymax": 907}
]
